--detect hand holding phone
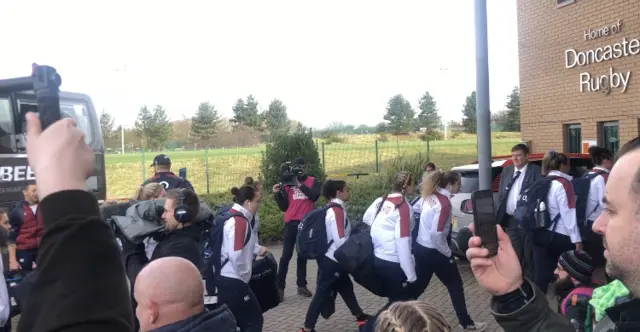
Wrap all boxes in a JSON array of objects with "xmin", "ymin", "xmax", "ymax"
[{"xmin": 471, "ymin": 190, "xmax": 499, "ymax": 257}]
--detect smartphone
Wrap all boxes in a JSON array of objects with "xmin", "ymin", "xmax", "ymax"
[{"xmin": 471, "ymin": 189, "xmax": 499, "ymax": 257}]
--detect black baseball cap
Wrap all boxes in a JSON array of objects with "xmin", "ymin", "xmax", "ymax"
[
  {"xmin": 293, "ymin": 157, "xmax": 306, "ymax": 166},
  {"xmin": 150, "ymin": 154, "xmax": 171, "ymax": 167}
]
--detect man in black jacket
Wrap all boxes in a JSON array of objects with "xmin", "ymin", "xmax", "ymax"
[
  {"xmin": 135, "ymin": 256, "xmax": 237, "ymax": 332},
  {"xmin": 122, "ymin": 188, "xmax": 203, "ymax": 330},
  {"xmin": 142, "ymin": 154, "xmax": 195, "ymax": 191},
  {"xmin": 18, "ymin": 112, "xmax": 134, "ymax": 331}
]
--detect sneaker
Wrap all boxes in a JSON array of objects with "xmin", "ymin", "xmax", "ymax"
[
  {"xmin": 462, "ymin": 321, "xmax": 488, "ymax": 331},
  {"xmin": 277, "ymin": 288, "xmax": 284, "ymax": 303},
  {"xmin": 356, "ymin": 314, "xmax": 372, "ymax": 327},
  {"xmin": 297, "ymin": 286, "xmax": 313, "ymax": 298},
  {"xmin": 299, "ymin": 328, "xmax": 315, "ymax": 332}
]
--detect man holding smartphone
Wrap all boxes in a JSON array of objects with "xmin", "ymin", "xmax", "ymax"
[{"xmin": 496, "ymin": 144, "xmax": 541, "ymax": 280}]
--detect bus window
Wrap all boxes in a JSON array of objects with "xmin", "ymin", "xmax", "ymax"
[
  {"xmin": 0, "ymin": 98, "xmax": 15, "ymax": 153},
  {"xmin": 18, "ymin": 100, "xmax": 94, "ymax": 145}
]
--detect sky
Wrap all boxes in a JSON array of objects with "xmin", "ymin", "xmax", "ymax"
[{"xmin": 0, "ymin": 0, "xmax": 519, "ymax": 130}]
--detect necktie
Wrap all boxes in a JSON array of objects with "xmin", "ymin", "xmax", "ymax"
[{"xmin": 505, "ymin": 170, "xmax": 521, "ymax": 193}]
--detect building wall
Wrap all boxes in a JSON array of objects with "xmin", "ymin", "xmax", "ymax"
[{"xmin": 517, "ymin": 0, "xmax": 640, "ymax": 153}]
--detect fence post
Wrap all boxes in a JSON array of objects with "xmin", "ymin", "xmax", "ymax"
[
  {"xmin": 141, "ymin": 148, "xmax": 146, "ymax": 182},
  {"xmin": 205, "ymin": 149, "xmax": 210, "ymax": 194},
  {"xmin": 375, "ymin": 140, "xmax": 379, "ymax": 173},
  {"xmin": 321, "ymin": 142, "xmax": 325, "ymax": 172},
  {"xmin": 427, "ymin": 138, "xmax": 431, "ymax": 158}
]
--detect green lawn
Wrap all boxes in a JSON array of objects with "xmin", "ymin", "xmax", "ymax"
[{"xmin": 105, "ymin": 136, "xmax": 520, "ymax": 199}]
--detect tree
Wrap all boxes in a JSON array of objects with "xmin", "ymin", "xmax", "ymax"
[
  {"xmin": 100, "ymin": 111, "xmax": 116, "ymax": 140},
  {"xmin": 134, "ymin": 106, "xmax": 154, "ymax": 149},
  {"xmin": 150, "ymin": 105, "xmax": 173, "ymax": 149},
  {"xmin": 191, "ymin": 101, "xmax": 222, "ymax": 142},
  {"xmin": 231, "ymin": 95, "xmax": 261, "ymax": 128},
  {"xmin": 263, "ymin": 99, "xmax": 290, "ymax": 137},
  {"xmin": 260, "ymin": 127, "xmax": 324, "ymax": 189},
  {"xmin": 134, "ymin": 105, "xmax": 173, "ymax": 150},
  {"xmin": 417, "ymin": 91, "xmax": 441, "ymax": 131},
  {"xmin": 461, "ymin": 91, "xmax": 477, "ymax": 133},
  {"xmin": 504, "ymin": 86, "xmax": 520, "ymax": 132},
  {"xmin": 383, "ymin": 94, "xmax": 415, "ymax": 134}
]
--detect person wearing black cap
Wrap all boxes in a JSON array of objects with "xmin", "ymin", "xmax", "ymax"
[
  {"xmin": 142, "ymin": 154, "xmax": 194, "ymax": 192},
  {"xmin": 554, "ymin": 250, "xmax": 597, "ymax": 331},
  {"xmin": 272, "ymin": 157, "xmax": 321, "ymax": 300}
]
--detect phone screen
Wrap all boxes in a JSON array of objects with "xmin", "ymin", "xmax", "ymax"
[{"xmin": 472, "ymin": 191, "xmax": 498, "ymax": 256}]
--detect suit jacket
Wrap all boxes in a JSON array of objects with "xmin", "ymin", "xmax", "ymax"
[{"xmin": 496, "ymin": 163, "xmax": 542, "ymax": 225}]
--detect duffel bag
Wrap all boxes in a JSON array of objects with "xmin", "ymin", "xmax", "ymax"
[
  {"xmin": 334, "ymin": 229, "xmax": 386, "ymax": 297},
  {"xmin": 249, "ymin": 252, "xmax": 280, "ymax": 313}
]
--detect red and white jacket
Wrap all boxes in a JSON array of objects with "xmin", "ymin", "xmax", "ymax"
[{"xmin": 416, "ymin": 187, "xmax": 452, "ymax": 257}]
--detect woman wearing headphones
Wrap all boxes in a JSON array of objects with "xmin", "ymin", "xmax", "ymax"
[
  {"xmin": 363, "ymin": 171, "xmax": 416, "ymax": 311},
  {"xmin": 217, "ymin": 185, "xmax": 267, "ymax": 332}
]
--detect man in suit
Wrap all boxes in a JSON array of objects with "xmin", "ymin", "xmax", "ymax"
[{"xmin": 496, "ymin": 143, "xmax": 541, "ymax": 280}]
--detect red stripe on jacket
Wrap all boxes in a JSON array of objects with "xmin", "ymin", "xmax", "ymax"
[
  {"xmin": 556, "ymin": 178, "xmax": 575, "ymax": 209},
  {"xmin": 331, "ymin": 206, "xmax": 345, "ymax": 238},
  {"xmin": 601, "ymin": 173, "xmax": 609, "ymax": 184},
  {"xmin": 387, "ymin": 196, "xmax": 411, "ymax": 238},
  {"xmin": 229, "ymin": 209, "xmax": 247, "ymax": 251},
  {"xmin": 434, "ymin": 193, "xmax": 451, "ymax": 232}
]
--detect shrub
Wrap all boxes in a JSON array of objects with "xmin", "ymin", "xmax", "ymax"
[
  {"xmin": 419, "ymin": 130, "xmax": 444, "ymax": 141},
  {"xmin": 259, "ymin": 127, "xmax": 325, "ymax": 188},
  {"xmin": 323, "ymin": 135, "xmax": 346, "ymax": 145},
  {"xmin": 203, "ymin": 152, "xmax": 431, "ymax": 242}
]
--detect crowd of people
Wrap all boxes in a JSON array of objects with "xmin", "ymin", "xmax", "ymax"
[{"xmin": 0, "ymin": 112, "xmax": 638, "ymax": 332}]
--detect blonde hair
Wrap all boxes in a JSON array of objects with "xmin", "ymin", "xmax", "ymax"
[
  {"xmin": 392, "ymin": 171, "xmax": 414, "ymax": 193},
  {"xmin": 541, "ymin": 150, "xmax": 569, "ymax": 176},
  {"xmin": 133, "ymin": 183, "xmax": 165, "ymax": 201},
  {"xmin": 420, "ymin": 170, "xmax": 461, "ymax": 200},
  {"xmin": 375, "ymin": 300, "xmax": 451, "ymax": 332}
]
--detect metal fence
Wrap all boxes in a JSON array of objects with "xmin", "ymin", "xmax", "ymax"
[{"xmin": 105, "ymin": 138, "xmax": 520, "ymax": 198}]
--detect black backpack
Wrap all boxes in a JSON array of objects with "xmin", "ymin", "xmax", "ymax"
[
  {"xmin": 201, "ymin": 210, "xmax": 251, "ymax": 305},
  {"xmin": 514, "ymin": 176, "xmax": 572, "ymax": 231},
  {"xmin": 296, "ymin": 203, "xmax": 344, "ymax": 260},
  {"xmin": 573, "ymin": 170, "xmax": 607, "ymax": 232},
  {"xmin": 334, "ymin": 195, "xmax": 402, "ymax": 297}
]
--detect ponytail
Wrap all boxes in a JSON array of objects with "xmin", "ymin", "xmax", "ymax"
[
  {"xmin": 541, "ymin": 150, "xmax": 568, "ymax": 175},
  {"xmin": 421, "ymin": 170, "xmax": 445, "ymax": 199}
]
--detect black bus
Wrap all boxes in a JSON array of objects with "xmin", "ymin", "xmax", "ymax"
[{"xmin": 0, "ymin": 91, "xmax": 106, "ymax": 209}]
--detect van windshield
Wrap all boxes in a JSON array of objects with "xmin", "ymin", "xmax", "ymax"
[{"xmin": 0, "ymin": 97, "xmax": 95, "ymax": 153}]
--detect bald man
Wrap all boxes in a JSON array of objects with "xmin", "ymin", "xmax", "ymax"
[{"xmin": 134, "ymin": 257, "xmax": 237, "ymax": 332}]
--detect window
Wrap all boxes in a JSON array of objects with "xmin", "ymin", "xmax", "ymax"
[
  {"xmin": 565, "ymin": 124, "xmax": 582, "ymax": 153},
  {"xmin": 557, "ymin": 0, "xmax": 576, "ymax": 8},
  {"xmin": 0, "ymin": 97, "xmax": 15, "ymax": 153},
  {"xmin": 599, "ymin": 121, "xmax": 620, "ymax": 154},
  {"xmin": 18, "ymin": 99, "xmax": 94, "ymax": 145}
]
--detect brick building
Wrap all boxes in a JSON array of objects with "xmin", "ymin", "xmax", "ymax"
[{"xmin": 517, "ymin": 0, "xmax": 640, "ymax": 154}]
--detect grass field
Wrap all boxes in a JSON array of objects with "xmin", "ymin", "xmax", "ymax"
[{"xmin": 105, "ymin": 132, "xmax": 521, "ymax": 199}]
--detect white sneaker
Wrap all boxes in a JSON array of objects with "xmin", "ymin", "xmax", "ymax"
[{"xmin": 462, "ymin": 321, "xmax": 487, "ymax": 331}]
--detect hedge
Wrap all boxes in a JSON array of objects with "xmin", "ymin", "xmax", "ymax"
[{"xmin": 201, "ymin": 153, "xmax": 430, "ymax": 243}]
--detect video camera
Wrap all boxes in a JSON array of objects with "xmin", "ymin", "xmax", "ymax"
[{"xmin": 279, "ymin": 161, "xmax": 304, "ymax": 187}]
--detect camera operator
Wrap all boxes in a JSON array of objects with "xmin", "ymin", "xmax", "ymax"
[
  {"xmin": 122, "ymin": 188, "xmax": 203, "ymax": 330},
  {"xmin": 273, "ymin": 157, "xmax": 321, "ymax": 299},
  {"xmin": 142, "ymin": 154, "xmax": 195, "ymax": 191}
]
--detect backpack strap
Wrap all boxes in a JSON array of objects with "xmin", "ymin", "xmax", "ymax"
[
  {"xmin": 220, "ymin": 212, "xmax": 251, "ymax": 269},
  {"xmin": 325, "ymin": 202, "xmax": 346, "ymax": 248}
]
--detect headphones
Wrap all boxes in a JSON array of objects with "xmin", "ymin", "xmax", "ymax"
[{"xmin": 173, "ymin": 189, "xmax": 193, "ymax": 223}]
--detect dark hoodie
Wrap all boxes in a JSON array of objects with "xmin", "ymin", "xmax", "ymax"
[{"xmin": 150, "ymin": 305, "xmax": 237, "ymax": 332}]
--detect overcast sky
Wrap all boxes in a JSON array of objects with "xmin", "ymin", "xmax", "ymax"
[{"xmin": 0, "ymin": 0, "xmax": 519, "ymax": 129}]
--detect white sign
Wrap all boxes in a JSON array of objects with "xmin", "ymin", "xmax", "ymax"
[{"xmin": 564, "ymin": 20, "xmax": 635, "ymax": 94}]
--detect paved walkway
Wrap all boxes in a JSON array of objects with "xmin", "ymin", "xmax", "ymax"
[{"xmin": 264, "ymin": 245, "xmax": 505, "ymax": 332}]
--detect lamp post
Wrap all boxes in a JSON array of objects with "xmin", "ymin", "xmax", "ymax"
[{"xmin": 474, "ymin": 0, "xmax": 493, "ymax": 190}]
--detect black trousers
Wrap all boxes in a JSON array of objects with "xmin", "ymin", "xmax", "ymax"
[
  {"xmin": 276, "ymin": 221, "xmax": 308, "ymax": 289},
  {"xmin": 304, "ymin": 257, "xmax": 363, "ymax": 329},
  {"xmin": 15, "ymin": 249, "xmax": 37, "ymax": 272},
  {"xmin": 582, "ymin": 220, "xmax": 606, "ymax": 267},
  {"xmin": 505, "ymin": 216, "xmax": 535, "ymax": 280},
  {"xmin": 413, "ymin": 245, "xmax": 474, "ymax": 327},
  {"xmin": 217, "ymin": 276, "xmax": 263, "ymax": 332},
  {"xmin": 532, "ymin": 230, "xmax": 574, "ymax": 292},
  {"xmin": 373, "ymin": 257, "xmax": 412, "ymax": 313}
]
